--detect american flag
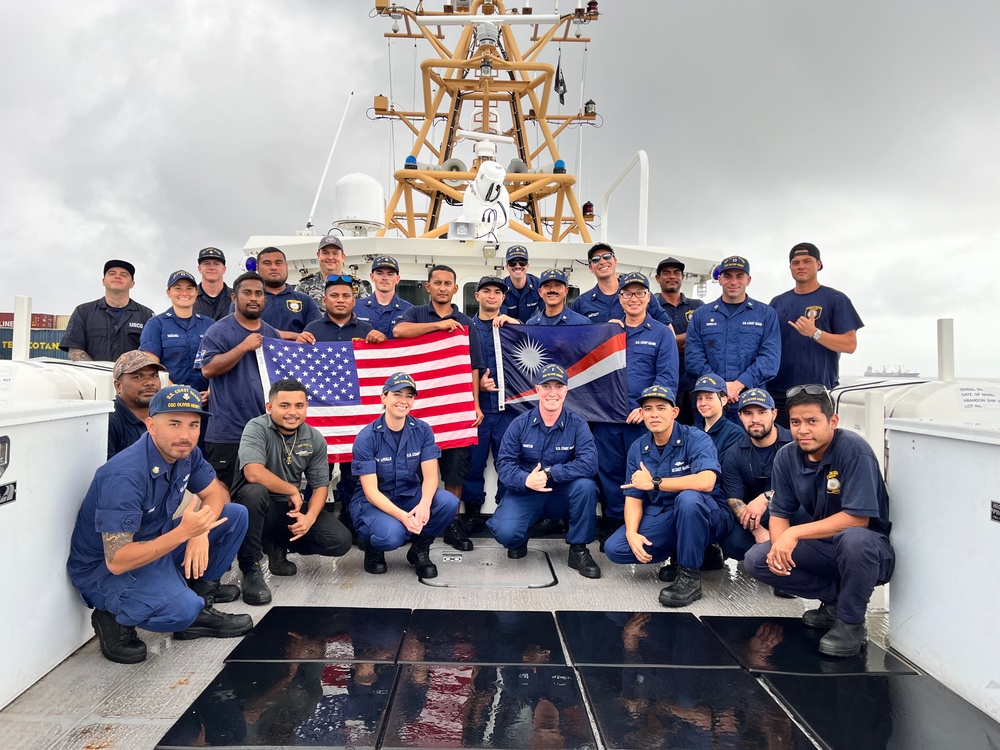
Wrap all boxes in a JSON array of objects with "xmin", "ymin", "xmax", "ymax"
[{"xmin": 256, "ymin": 330, "xmax": 478, "ymax": 462}]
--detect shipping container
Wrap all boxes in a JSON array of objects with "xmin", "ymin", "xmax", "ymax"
[
  {"xmin": 0, "ymin": 313, "xmax": 58, "ymax": 329},
  {"xmin": 0, "ymin": 329, "xmax": 68, "ymax": 360}
]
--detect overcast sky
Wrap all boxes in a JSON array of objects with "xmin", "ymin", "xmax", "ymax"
[{"xmin": 2, "ymin": 0, "xmax": 998, "ymax": 377}]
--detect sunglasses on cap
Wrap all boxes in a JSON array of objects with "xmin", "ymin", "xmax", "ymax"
[
  {"xmin": 588, "ymin": 252, "xmax": 614, "ymax": 265},
  {"xmin": 507, "ymin": 259, "xmax": 529, "ymax": 268},
  {"xmin": 786, "ymin": 384, "xmax": 834, "ymax": 406},
  {"xmin": 326, "ymin": 274, "xmax": 353, "ymax": 282}
]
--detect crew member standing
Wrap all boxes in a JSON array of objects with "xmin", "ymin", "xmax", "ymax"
[
  {"xmin": 654, "ymin": 257, "xmax": 704, "ymax": 424},
  {"xmin": 297, "ymin": 235, "xmax": 349, "ymax": 308},
  {"xmin": 140, "ymin": 270, "xmax": 214, "ymax": 394},
  {"xmin": 255, "ymin": 247, "xmax": 322, "ymax": 340},
  {"xmin": 355, "ymin": 255, "xmax": 412, "ymax": 338},
  {"xmin": 571, "ymin": 243, "xmax": 672, "ymax": 325},
  {"xmin": 525, "ymin": 269, "xmax": 591, "ymax": 325},
  {"xmin": 500, "ymin": 245, "xmax": 541, "ymax": 323},
  {"xmin": 193, "ymin": 247, "xmax": 233, "ymax": 322}
]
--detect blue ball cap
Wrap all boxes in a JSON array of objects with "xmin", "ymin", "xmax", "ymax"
[
  {"xmin": 383, "ymin": 371, "xmax": 418, "ymax": 395},
  {"xmin": 505, "ymin": 245, "xmax": 529, "ymax": 262},
  {"xmin": 535, "ymin": 363, "xmax": 568, "ymax": 386},
  {"xmin": 738, "ymin": 388, "xmax": 776, "ymax": 411},
  {"xmin": 476, "ymin": 275, "xmax": 507, "ymax": 292},
  {"xmin": 167, "ymin": 269, "xmax": 197, "ymax": 288},
  {"xmin": 148, "ymin": 385, "xmax": 211, "ymax": 417},
  {"xmin": 693, "ymin": 373, "xmax": 728, "ymax": 394},
  {"xmin": 618, "ymin": 271, "xmax": 650, "ymax": 289},
  {"xmin": 539, "ymin": 268, "xmax": 568, "ymax": 285},
  {"xmin": 197, "ymin": 246, "xmax": 226, "ymax": 264},
  {"xmin": 371, "ymin": 255, "xmax": 400, "ymax": 273},
  {"xmin": 719, "ymin": 255, "xmax": 750, "ymax": 274},
  {"xmin": 637, "ymin": 384, "xmax": 677, "ymax": 406}
]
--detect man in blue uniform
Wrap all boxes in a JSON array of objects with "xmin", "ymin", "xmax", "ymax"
[
  {"xmin": 525, "ymin": 269, "xmax": 591, "ymax": 325},
  {"xmin": 67, "ymin": 385, "xmax": 252, "ymax": 664},
  {"xmin": 350, "ymin": 372, "xmax": 461, "ymax": 579},
  {"xmin": 720, "ymin": 388, "xmax": 798, "ymax": 562},
  {"xmin": 744, "ymin": 385, "xmax": 894, "ymax": 657},
  {"xmin": 654, "ymin": 257, "xmax": 704, "ymax": 424},
  {"xmin": 140, "ymin": 270, "xmax": 215, "ymax": 394},
  {"xmin": 500, "ymin": 245, "xmax": 541, "ymax": 323},
  {"xmin": 686, "ymin": 255, "xmax": 781, "ymax": 415},
  {"xmin": 462, "ymin": 276, "xmax": 520, "ymax": 532},
  {"xmin": 61, "ymin": 259, "xmax": 154, "ymax": 362},
  {"xmin": 591, "ymin": 271, "xmax": 678, "ymax": 545},
  {"xmin": 604, "ymin": 385, "xmax": 732, "ymax": 608},
  {"xmin": 198, "ymin": 272, "xmax": 280, "ymax": 488},
  {"xmin": 489, "ymin": 364, "xmax": 601, "ymax": 578},
  {"xmin": 570, "ymin": 243, "xmax": 672, "ymax": 325},
  {"xmin": 108, "ymin": 351, "xmax": 165, "ymax": 459},
  {"xmin": 255, "ymin": 247, "xmax": 322, "ymax": 339},
  {"xmin": 394, "ymin": 264, "xmax": 485, "ymax": 551},
  {"xmin": 193, "ymin": 247, "xmax": 233, "ymax": 322},
  {"xmin": 768, "ymin": 242, "xmax": 864, "ymax": 426},
  {"xmin": 355, "ymin": 255, "xmax": 412, "ymax": 337}
]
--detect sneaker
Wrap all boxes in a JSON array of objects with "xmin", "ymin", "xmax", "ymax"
[
  {"xmin": 699, "ymin": 543, "xmax": 725, "ymax": 571},
  {"xmin": 406, "ymin": 534, "xmax": 438, "ymax": 578},
  {"xmin": 187, "ymin": 577, "xmax": 239, "ymax": 605},
  {"xmin": 802, "ymin": 602, "xmax": 839, "ymax": 629},
  {"xmin": 567, "ymin": 544, "xmax": 601, "ymax": 579},
  {"xmin": 818, "ymin": 619, "xmax": 867, "ymax": 657},
  {"xmin": 268, "ymin": 547, "xmax": 297, "ymax": 576},
  {"xmin": 240, "ymin": 562, "xmax": 272, "ymax": 606},
  {"xmin": 443, "ymin": 520, "xmax": 473, "ymax": 551},
  {"xmin": 363, "ymin": 545, "xmax": 388, "ymax": 575},
  {"xmin": 507, "ymin": 544, "xmax": 528, "ymax": 559},
  {"xmin": 658, "ymin": 567, "xmax": 703, "ymax": 608},
  {"xmin": 174, "ymin": 606, "xmax": 254, "ymax": 641},
  {"xmin": 91, "ymin": 609, "xmax": 147, "ymax": 664}
]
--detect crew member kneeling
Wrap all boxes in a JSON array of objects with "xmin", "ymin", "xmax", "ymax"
[
  {"xmin": 744, "ymin": 384, "xmax": 894, "ymax": 657},
  {"xmin": 605, "ymin": 385, "xmax": 732, "ymax": 607},
  {"xmin": 67, "ymin": 385, "xmax": 252, "ymax": 664},
  {"xmin": 488, "ymin": 364, "xmax": 601, "ymax": 578},
  {"xmin": 351, "ymin": 372, "xmax": 460, "ymax": 578}
]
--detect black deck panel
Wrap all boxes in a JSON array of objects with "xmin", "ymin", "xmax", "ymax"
[
  {"xmin": 155, "ymin": 661, "xmax": 396, "ymax": 749},
  {"xmin": 557, "ymin": 610, "xmax": 739, "ymax": 667},
  {"xmin": 225, "ymin": 606, "xmax": 411, "ymax": 663},
  {"xmin": 765, "ymin": 673, "xmax": 1000, "ymax": 750},
  {"xmin": 702, "ymin": 616, "xmax": 916, "ymax": 675},
  {"xmin": 381, "ymin": 663, "xmax": 596, "ymax": 749},
  {"xmin": 398, "ymin": 609, "xmax": 566, "ymax": 665},
  {"xmin": 579, "ymin": 665, "xmax": 817, "ymax": 749}
]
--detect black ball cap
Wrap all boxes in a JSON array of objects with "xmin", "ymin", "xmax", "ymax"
[{"xmin": 104, "ymin": 259, "xmax": 136, "ymax": 278}]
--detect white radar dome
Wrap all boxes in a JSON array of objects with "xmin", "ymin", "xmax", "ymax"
[{"xmin": 331, "ymin": 173, "xmax": 386, "ymax": 236}]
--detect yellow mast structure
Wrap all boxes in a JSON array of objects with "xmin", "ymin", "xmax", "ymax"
[{"xmin": 373, "ymin": 0, "xmax": 599, "ymax": 242}]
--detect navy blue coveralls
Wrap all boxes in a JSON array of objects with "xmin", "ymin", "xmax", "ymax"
[
  {"xmin": 524, "ymin": 307, "xmax": 592, "ymax": 325},
  {"xmin": 139, "ymin": 310, "xmax": 214, "ymax": 391},
  {"xmin": 571, "ymin": 283, "xmax": 672, "ymax": 326},
  {"xmin": 605, "ymin": 423, "xmax": 733, "ymax": 569},
  {"xmin": 501, "ymin": 274, "xmax": 541, "ymax": 323},
  {"xmin": 488, "ymin": 406, "xmax": 599, "ymax": 549},
  {"xmin": 355, "ymin": 293, "xmax": 413, "ymax": 338},
  {"xmin": 67, "ymin": 434, "xmax": 248, "ymax": 631},
  {"xmin": 350, "ymin": 414, "xmax": 460, "ymax": 552},
  {"xmin": 658, "ymin": 292, "xmax": 705, "ymax": 423}
]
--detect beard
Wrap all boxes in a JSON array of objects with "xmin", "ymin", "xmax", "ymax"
[
  {"xmin": 240, "ymin": 307, "xmax": 262, "ymax": 320},
  {"xmin": 747, "ymin": 424, "xmax": 773, "ymax": 440}
]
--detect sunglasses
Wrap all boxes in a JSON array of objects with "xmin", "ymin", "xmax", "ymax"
[
  {"xmin": 588, "ymin": 252, "xmax": 615, "ymax": 265},
  {"xmin": 786, "ymin": 384, "xmax": 833, "ymax": 406},
  {"xmin": 326, "ymin": 274, "xmax": 353, "ymax": 283},
  {"xmin": 507, "ymin": 259, "xmax": 529, "ymax": 268}
]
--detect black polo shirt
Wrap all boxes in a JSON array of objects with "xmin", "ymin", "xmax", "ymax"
[
  {"xmin": 107, "ymin": 396, "xmax": 147, "ymax": 459},
  {"xmin": 721, "ymin": 425, "xmax": 793, "ymax": 501},
  {"xmin": 194, "ymin": 282, "xmax": 233, "ymax": 321},
  {"xmin": 60, "ymin": 297, "xmax": 154, "ymax": 361},
  {"xmin": 303, "ymin": 314, "xmax": 373, "ymax": 343}
]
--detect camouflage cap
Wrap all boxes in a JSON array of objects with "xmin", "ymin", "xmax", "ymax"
[{"xmin": 113, "ymin": 350, "xmax": 166, "ymax": 381}]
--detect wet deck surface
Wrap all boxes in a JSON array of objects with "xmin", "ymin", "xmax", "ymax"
[{"xmin": 1, "ymin": 538, "xmax": 996, "ymax": 749}]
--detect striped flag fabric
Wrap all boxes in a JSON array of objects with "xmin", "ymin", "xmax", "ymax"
[
  {"xmin": 494, "ymin": 323, "xmax": 629, "ymax": 422},
  {"xmin": 256, "ymin": 330, "xmax": 478, "ymax": 462}
]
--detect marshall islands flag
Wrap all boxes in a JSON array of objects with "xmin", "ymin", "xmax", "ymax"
[{"xmin": 494, "ymin": 323, "xmax": 628, "ymax": 422}]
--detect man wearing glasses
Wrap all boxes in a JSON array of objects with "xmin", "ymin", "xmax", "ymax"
[
  {"xmin": 500, "ymin": 245, "xmax": 541, "ymax": 323},
  {"xmin": 744, "ymin": 385, "xmax": 894, "ymax": 657},
  {"xmin": 571, "ymin": 243, "xmax": 672, "ymax": 325}
]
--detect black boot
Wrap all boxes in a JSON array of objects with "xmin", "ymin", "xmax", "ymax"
[
  {"xmin": 462, "ymin": 503, "xmax": 487, "ymax": 535},
  {"xmin": 187, "ymin": 577, "xmax": 239, "ymax": 605},
  {"xmin": 803, "ymin": 602, "xmax": 839, "ymax": 629},
  {"xmin": 507, "ymin": 544, "xmax": 528, "ymax": 559},
  {"xmin": 818, "ymin": 619, "xmax": 867, "ymax": 657},
  {"xmin": 240, "ymin": 561, "xmax": 272, "ymax": 606},
  {"xmin": 443, "ymin": 520, "xmax": 473, "ymax": 551},
  {"xmin": 174, "ymin": 606, "xmax": 254, "ymax": 641},
  {"xmin": 658, "ymin": 567, "xmax": 703, "ymax": 608},
  {"xmin": 567, "ymin": 544, "xmax": 602, "ymax": 579},
  {"xmin": 267, "ymin": 546, "xmax": 297, "ymax": 576},
  {"xmin": 406, "ymin": 534, "xmax": 438, "ymax": 578},
  {"xmin": 363, "ymin": 541, "xmax": 388, "ymax": 575},
  {"xmin": 658, "ymin": 558, "xmax": 678, "ymax": 583},
  {"xmin": 91, "ymin": 609, "xmax": 147, "ymax": 664},
  {"xmin": 699, "ymin": 543, "xmax": 725, "ymax": 571},
  {"xmin": 530, "ymin": 517, "xmax": 568, "ymax": 537}
]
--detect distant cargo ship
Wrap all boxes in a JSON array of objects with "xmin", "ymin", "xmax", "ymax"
[{"xmin": 865, "ymin": 365, "xmax": 920, "ymax": 378}]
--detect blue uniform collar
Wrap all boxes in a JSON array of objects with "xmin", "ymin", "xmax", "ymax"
[
  {"xmin": 710, "ymin": 296, "xmax": 755, "ymax": 314},
  {"xmin": 373, "ymin": 414, "xmax": 418, "ymax": 433},
  {"xmin": 142, "ymin": 433, "xmax": 174, "ymax": 480},
  {"xmin": 528, "ymin": 406, "xmax": 566, "ymax": 430}
]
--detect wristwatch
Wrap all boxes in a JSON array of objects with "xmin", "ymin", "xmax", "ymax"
[
  {"xmin": 651, "ymin": 475, "xmax": 662, "ymax": 490},
  {"xmin": 765, "ymin": 490, "xmax": 775, "ymax": 506},
  {"xmin": 811, "ymin": 330, "xmax": 822, "ymax": 340},
  {"xmin": 543, "ymin": 467, "xmax": 553, "ymax": 482}
]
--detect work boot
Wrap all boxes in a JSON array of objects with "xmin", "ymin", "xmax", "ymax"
[
  {"xmin": 699, "ymin": 543, "xmax": 725, "ymax": 571},
  {"xmin": 658, "ymin": 558, "xmax": 678, "ymax": 583},
  {"xmin": 240, "ymin": 561, "xmax": 272, "ymax": 606},
  {"xmin": 443, "ymin": 520, "xmax": 474, "ymax": 551},
  {"xmin": 658, "ymin": 567, "xmax": 703, "ymax": 608},
  {"xmin": 802, "ymin": 602, "xmax": 839, "ymax": 630},
  {"xmin": 507, "ymin": 544, "xmax": 528, "ymax": 559},
  {"xmin": 818, "ymin": 619, "xmax": 867, "ymax": 657},
  {"xmin": 567, "ymin": 544, "xmax": 602, "ymax": 579},
  {"xmin": 363, "ymin": 543, "xmax": 388, "ymax": 575},
  {"xmin": 530, "ymin": 517, "xmax": 567, "ymax": 537},
  {"xmin": 174, "ymin": 606, "xmax": 254, "ymax": 641},
  {"xmin": 597, "ymin": 516, "xmax": 623, "ymax": 552},
  {"xmin": 406, "ymin": 534, "xmax": 438, "ymax": 579},
  {"xmin": 187, "ymin": 577, "xmax": 239, "ymax": 605},
  {"xmin": 462, "ymin": 504, "xmax": 487, "ymax": 535},
  {"xmin": 773, "ymin": 588, "xmax": 797, "ymax": 599},
  {"xmin": 267, "ymin": 547, "xmax": 297, "ymax": 576},
  {"xmin": 91, "ymin": 609, "xmax": 147, "ymax": 664}
]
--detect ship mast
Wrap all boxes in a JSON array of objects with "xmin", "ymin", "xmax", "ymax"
[{"xmin": 373, "ymin": 0, "xmax": 599, "ymax": 242}]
